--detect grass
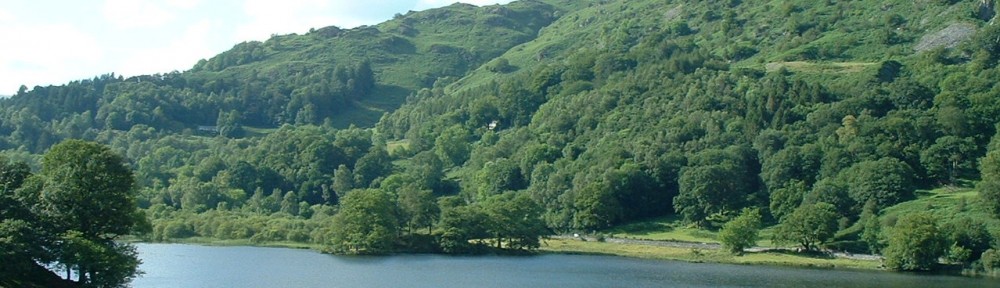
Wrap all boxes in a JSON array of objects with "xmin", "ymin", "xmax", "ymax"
[
  {"xmin": 602, "ymin": 215, "xmax": 719, "ymax": 243},
  {"xmin": 600, "ymin": 215, "xmax": 783, "ymax": 247},
  {"xmin": 881, "ymin": 185, "xmax": 1000, "ymax": 232},
  {"xmin": 386, "ymin": 139, "xmax": 411, "ymax": 155},
  {"xmin": 764, "ymin": 61, "xmax": 877, "ymax": 73},
  {"xmin": 541, "ymin": 238, "xmax": 881, "ymax": 270},
  {"xmin": 243, "ymin": 126, "xmax": 278, "ymax": 136}
]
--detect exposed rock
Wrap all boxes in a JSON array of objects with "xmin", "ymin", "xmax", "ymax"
[
  {"xmin": 914, "ymin": 22, "xmax": 977, "ymax": 52},
  {"xmin": 664, "ymin": 5, "xmax": 683, "ymax": 22}
]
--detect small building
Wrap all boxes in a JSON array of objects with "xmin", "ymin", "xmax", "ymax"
[{"xmin": 197, "ymin": 125, "xmax": 219, "ymax": 133}]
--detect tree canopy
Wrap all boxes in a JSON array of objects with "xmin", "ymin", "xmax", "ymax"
[{"xmin": 1, "ymin": 140, "xmax": 145, "ymax": 287}]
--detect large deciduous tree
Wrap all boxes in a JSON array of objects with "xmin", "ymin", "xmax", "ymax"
[
  {"xmin": 329, "ymin": 189, "xmax": 398, "ymax": 254},
  {"xmin": 39, "ymin": 140, "xmax": 146, "ymax": 286},
  {"xmin": 0, "ymin": 140, "xmax": 147, "ymax": 287},
  {"xmin": 773, "ymin": 202, "xmax": 838, "ymax": 252},
  {"xmin": 674, "ymin": 146, "xmax": 760, "ymax": 227},
  {"xmin": 884, "ymin": 214, "xmax": 946, "ymax": 271},
  {"xmin": 841, "ymin": 157, "xmax": 914, "ymax": 213}
]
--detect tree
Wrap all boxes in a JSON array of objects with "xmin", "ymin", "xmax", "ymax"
[
  {"xmin": 0, "ymin": 157, "xmax": 51, "ymax": 281},
  {"xmin": 332, "ymin": 164, "xmax": 355, "ymax": 200},
  {"xmin": 883, "ymin": 214, "xmax": 946, "ymax": 271},
  {"xmin": 216, "ymin": 110, "xmax": 244, "ymax": 138},
  {"xmin": 773, "ymin": 202, "xmax": 839, "ymax": 252},
  {"xmin": 329, "ymin": 189, "xmax": 398, "ymax": 254},
  {"xmin": 482, "ymin": 192, "xmax": 547, "ymax": 251},
  {"xmin": 674, "ymin": 165, "xmax": 744, "ymax": 226},
  {"xmin": 674, "ymin": 147, "xmax": 758, "ymax": 226},
  {"xmin": 473, "ymin": 158, "xmax": 525, "ymax": 200},
  {"xmin": 942, "ymin": 217, "xmax": 992, "ymax": 264},
  {"xmin": 769, "ymin": 180, "xmax": 807, "ymax": 221},
  {"xmin": 919, "ymin": 136, "xmax": 976, "ymax": 185},
  {"xmin": 841, "ymin": 157, "xmax": 914, "ymax": 213},
  {"xmin": 859, "ymin": 200, "xmax": 883, "ymax": 254},
  {"xmin": 280, "ymin": 191, "xmax": 300, "ymax": 216},
  {"xmin": 435, "ymin": 125, "xmax": 471, "ymax": 167},
  {"xmin": 34, "ymin": 140, "xmax": 146, "ymax": 286},
  {"xmin": 978, "ymin": 149, "xmax": 1000, "ymax": 218},
  {"xmin": 436, "ymin": 204, "xmax": 491, "ymax": 254},
  {"xmin": 719, "ymin": 208, "xmax": 762, "ymax": 255},
  {"xmin": 397, "ymin": 185, "xmax": 438, "ymax": 234},
  {"xmin": 572, "ymin": 182, "xmax": 622, "ymax": 230},
  {"xmin": 352, "ymin": 147, "xmax": 392, "ymax": 188}
]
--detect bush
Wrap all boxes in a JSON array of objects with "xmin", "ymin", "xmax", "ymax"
[
  {"xmin": 883, "ymin": 214, "xmax": 946, "ymax": 271},
  {"xmin": 719, "ymin": 208, "xmax": 762, "ymax": 255},
  {"xmin": 982, "ymin": 249, "xmax": 1000, "ymax": 271}
]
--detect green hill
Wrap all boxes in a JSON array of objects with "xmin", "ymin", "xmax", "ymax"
[
  {"xmin": 0, "ymin": 1, "xmax": 561, "ymax": 151},
  {"xmin": 4, "ymin": 0, "xmax": 1000, "ymax": 276}
]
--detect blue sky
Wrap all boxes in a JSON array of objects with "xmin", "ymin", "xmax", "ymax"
[{"xmin": 0, "ymin": 0, "xmax": 513, "ymax": 95}]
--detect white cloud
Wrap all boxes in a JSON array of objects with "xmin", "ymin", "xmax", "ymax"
[
  {"xmin": 236, "ymin": 0, "xmax": 348, "ymax": 41},
  {"xmin": 0, "ymin": 9, "xmax": 13, "ymax": 22},
  {"xmin": 102, "ymin": 0, "xmax": 177, "ymax": 29},
  {"xmin": 0, "ymin": 22, "xmax": 104, "ymax": 92},
  {"xmin": 166, "ymin": 0, "xmax": 202, "ymax": 9},
  {"xmin": 116, "ymin": 20, "xmax": 219, "ymax": 76},
  {"xmin": 0, "ymin": 0, "xmax": 523, "ymax": 94}
]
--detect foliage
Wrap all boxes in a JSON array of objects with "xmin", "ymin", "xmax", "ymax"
[
  {"xmin": 435, "ymin": 192, "xmax": 546, "ymax": 253},
  {"xmin": 941, "ymin": 217, "xmax": 993, "ymax": 264},
  {"xmin": 859, "ymin": 201, "xmax": 883, "ymax": 254},
  {"xmin": 773, "ymin": 202, "xmax": 839, "ymax": 252},
  {"xmin": 3, "ymin": 0, "xmax": 1000, "ymax": 274},
  {"xmin": 883, "ymin": 213, "xmax": 946, "ymax": 271},
  {"xmin": 841, "ymin": 157, "xmax": 915, "ymax": 214},
  {"xmin": 979, "ymin": 145, "xmax": 1000, "ymax": 218},
  {"xmin": 328, "ymin": 189, "xmax": 398, "ymax": 254},
  {"xmin": 0, "ymin": 141, "xmax": 144, "ymax": 287},
  {"xmin": 719, "ymin": 208, "xmax": 762, "ymax": 255},
  {"xmin": 983, "ymin": 249, "xmax": 1000, "ymax": 272},
  {"xmin": 674, "ymin": 147, "xmax": 758, "ymax": 226}
]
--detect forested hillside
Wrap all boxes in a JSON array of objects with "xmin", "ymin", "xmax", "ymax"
[
  {"xmin": 5, "ymin": 0, "xmax": 1000, "ymax": 275},
  {"xmin": 0, "ymin": 1, "xmax": 561, "ymax": 152}
]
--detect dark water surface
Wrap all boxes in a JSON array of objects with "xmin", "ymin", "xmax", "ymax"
[{"xmin": 133, "ymin": 243, "xmax": 1000, "ymax": 287}]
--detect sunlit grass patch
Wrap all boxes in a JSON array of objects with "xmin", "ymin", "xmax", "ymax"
[{"xmin": 541, "ymin": 238, "xmax": 881, "ymax": 270}]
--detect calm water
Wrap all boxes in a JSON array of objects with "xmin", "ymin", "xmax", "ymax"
[{"xmin": 133, "ymin": 243, "xmax": 1000, "ymax": 288}]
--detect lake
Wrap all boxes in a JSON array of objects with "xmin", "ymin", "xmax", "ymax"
[{"xmin": 133, "ymin": 243, "xmax": 1000, "ymax": 287}]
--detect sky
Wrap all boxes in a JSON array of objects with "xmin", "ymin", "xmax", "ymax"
[{"xmin": 0, "ymin": 0, "xmax": 513, "ymax": 95}]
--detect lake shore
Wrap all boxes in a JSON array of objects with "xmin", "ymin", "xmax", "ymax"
[
  {"xmin": 539, "ymin": 237, "xmax": 884, "ymax": 271},
  {"xmin": 134, "ymin": 235, "xmax": 884, "ymax": 271}
]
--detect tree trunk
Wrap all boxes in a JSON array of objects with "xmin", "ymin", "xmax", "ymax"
[{"xmin": 78, "ymin": 266, "xmax": 88, "ymax": 284}]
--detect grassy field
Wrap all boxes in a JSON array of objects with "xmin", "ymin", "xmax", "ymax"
[
  {"xmin": 541, "ymin": 238, "xmax": 881, "ymax": 270},
  {"xmin": 600, "ymin": 215, "xmax": 782, "ymax": 247},
  {"xmin": 881, "ymin": 185, "xmax": 1000, "ymax": 232},
  {"xmin": 386, "ymin": 139, "xmax": 411, "ymax": 156},
  {"xmin": 764, "ymin": 61, "xmax": 877, "ymax": 73}
]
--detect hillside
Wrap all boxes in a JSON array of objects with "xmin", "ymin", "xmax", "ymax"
[
  {"xmin": 3, "ymin": 0, "xmax": 1000, "ymax": 275},
  {"xmin": 0, "ymin": 1, "xmax": 562, "ymax": 153}
]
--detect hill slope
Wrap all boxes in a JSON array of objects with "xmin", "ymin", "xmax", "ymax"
[
  {"xmin": 0, "ymin": 1, "xmax": 562, "ymax": 152},
  {"xmin": 2, "ymin": 0, "xmax": 1000, "ymax": 270}
]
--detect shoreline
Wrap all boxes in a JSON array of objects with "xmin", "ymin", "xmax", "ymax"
[
  {"xmin": 539, "ymin": 237, "xmax": 884, "ymax": 271},
  {"xmin": 135, "ymin": 236, "xmax": 1000, "ymax": 277},
  {"xmin": 132, "ymin": 235, "xmax": 884, "ymax": 271}
]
